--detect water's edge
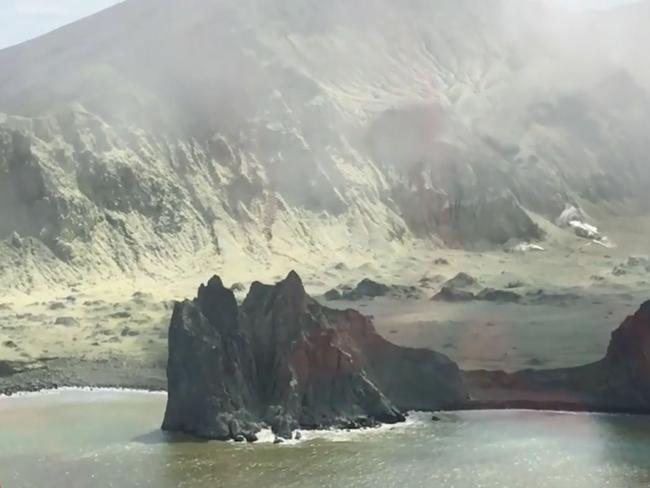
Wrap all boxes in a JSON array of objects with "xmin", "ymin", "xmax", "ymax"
[
  {"xmin": 5, "ymin": 383, "xmax": 650, "ymax": 420},
  {"xmin": 3, "ymin": 357, "xmax": 650, "ymax": 421}
]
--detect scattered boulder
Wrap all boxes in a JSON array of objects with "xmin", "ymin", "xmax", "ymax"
[
  {"xmin": 444, "ymin": 273, "xmax": 478, "ymax": 289},
  {"xmin": 432, "ymin": 286, "xmax": 475, "ymax": 302},
  {"xmin": 477, "ymin": 288, "xmax": 521, "ymax": 303},
  {"xmin": 132, "ymin": 292, "xmax": 154, "ymax": 304},
  {"xmin": 382, "ymin": 284, "xmax": 422, "ymax": 300},
  {"xmin": 526, "ymin": 289, "xmax": 580, "ymax": 306},
  {"xmin": 162, "ymin": 272, "xmax": 468, "ymax": 441},
  {"xmin": 419, "ymin": 274, "xmax": 446, "ymax": 287},
  {"xmin": 434, "ymin": 258, "xmax": 450, "ymax": 265},
  {"xmin": 505, "ymin": 280, "xmax": 526, "ymax": 289},
  {"xmin": 121, "ymin": 326, "xmax": 139, "ymax": 337},
  {"xmin": 111, "ymin": 311, "xmax": 132, "ymax": 319},
  {"xmin": 54, "ymin": 316, "xmax": 79, "ymax": 327},
  {"xmin": 626, "ymin": 256, "xmax": 650, "ymax": 270},
  {"xmin": 231, "ymin": 282, "xmax": 246, "ymax": 292},
  {"xmin": 324, "ymin": 288, "xmax": 342, "ymax": 301},
  {"xmin": 2, "ymin": 340, "xmax": 17, "ymax": 349},
  {"xmin": 267, "ymin": 408, "xmax": 298, "ymax": 440},
  {"xmin": 433, "ymin": 285, "xmax": 521, "ymax": 304},
  {"xmin": 613, "ymin": 256, "xmax": 650, "ymax": 276},
  {"xmin": 243, "ymin": 432, "xmax": 258, "ymax": 443},
  {"xmin": 327, "ymin": 278, "xmax": 421, "ymax": 301},
  {"xmin": 353, "ymin": 278, "xmax": 391, "ymax": 298},
  {"xmin": 432, "ymin": 273, "xmax": 480, "ymax": 302}
]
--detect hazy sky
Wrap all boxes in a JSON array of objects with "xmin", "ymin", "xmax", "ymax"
[
  {"xmin": 0, "ymin": 0, "xmax": 640, "ymax": 49},
  {"xmin": 0, "ymin": 0, "xmax": 123, "ymax": 49}
]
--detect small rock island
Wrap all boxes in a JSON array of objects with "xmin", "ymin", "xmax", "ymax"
[{"xmin": 162, "ymin": 271, "xmax": 469, "ymax": 441}]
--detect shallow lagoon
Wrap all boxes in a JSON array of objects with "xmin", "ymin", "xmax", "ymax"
[{"xmin": 2, "ymin": 389, "xmax": 650, "ymax": 488}]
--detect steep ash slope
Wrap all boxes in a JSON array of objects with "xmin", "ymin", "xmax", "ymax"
[{"xmin": 1, "ymin": 0, "xmax": 649, "ymax": 290}]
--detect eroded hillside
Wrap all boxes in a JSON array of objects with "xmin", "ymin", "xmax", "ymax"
[{"xmin": 1, "ymin": 0, "xmax": 649, "ymax": 292}]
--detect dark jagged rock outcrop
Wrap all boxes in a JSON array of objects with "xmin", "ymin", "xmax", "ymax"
[
  {"xmin": 444, "ymin": 273, "xmax": 478, "ymax": 289},
  {"xmin": 432, "ymin": 286, "xmax": 475, "ymax": 302},
  {"xmin": 465, "ymin": 300, "xmax": 650, "ymax": 412},
  {"xmin": 476, "ymin": 288, "xmax": 521, "ymax": 303},
  {"xmin": 163, "ymin": 271, "xmax": 468, "ymax": 440},
  {"xmin": 432, "ymin": 283, "xmax": 520, "ymax": 303},
  {"xmin": 350, "ymin": 278, "xmax": 391, "ymax": 298},
  {"xmin": 325, "ymin": 278, "xmax": 421, "ymax": 301}
]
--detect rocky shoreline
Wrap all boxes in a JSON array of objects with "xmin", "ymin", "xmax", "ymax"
[
  {"xmin": 0, "ymin": 357, "xmax": 165, "ymax": 396},
  {"xmin": 4, "ymin": 364, "xmax": 650, "ymax": 416},
  {"xmin": 6, "ymin": 374, "xmax": 650, "ymax": 418},
  {"xmin": 5, "ymin": 365, "xmax": 650, "ymax": 419},
  {"xmin": 3, "ymin": 280, "xmax": 649, "ymax": 441}
]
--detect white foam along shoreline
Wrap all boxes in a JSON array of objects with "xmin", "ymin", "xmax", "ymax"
[
  {"xmin": 253, "ymin": 411, "xmax": 435, "ymax": 445},
  {"xmin": 0, "ymin": 385, "xmax": 167, "ymax": 399}
]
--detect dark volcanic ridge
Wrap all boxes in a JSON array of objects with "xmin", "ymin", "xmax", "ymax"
[{"xmin": 161, "ymin": 271, "xmax": 468, "ymax": 441}]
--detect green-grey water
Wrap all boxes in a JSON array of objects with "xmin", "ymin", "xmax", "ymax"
[{"xmin": 2, "ymin": 389, "xmax": 650, "ymax": 488}]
